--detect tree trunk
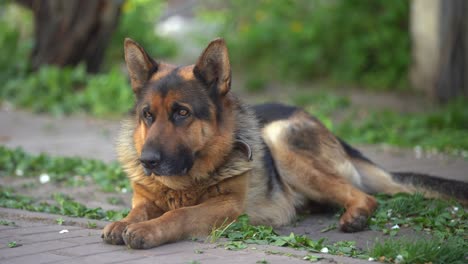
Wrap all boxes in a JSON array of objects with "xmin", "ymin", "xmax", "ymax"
[
  {"xmin": 435, "ymin": 0, "xmax": 468, "ymax": 102},
  {"xmin": 409, "ymin": 0, "xmax": 440, "ymax": 96},
  {"xmin": 17, "ymin": 0, "xmax": 123, "ymax": 73}
]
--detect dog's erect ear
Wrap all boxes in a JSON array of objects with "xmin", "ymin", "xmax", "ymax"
[
  {"xmin": 193, "ymin": 38, "xmax": 231, "ymax": 96},
  {"xmin": 124, "ymin": 38, "xmax": 158, "ymax": 93}
]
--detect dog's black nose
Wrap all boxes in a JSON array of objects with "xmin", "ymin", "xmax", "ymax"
[{"xmin": 139, "ymin": 150, "xmax": 161, "ymax": 170}]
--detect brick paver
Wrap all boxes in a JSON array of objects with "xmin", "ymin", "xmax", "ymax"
[{"xmin": 0, "ymin": 208, "xmax": 369, "ymax": 264}]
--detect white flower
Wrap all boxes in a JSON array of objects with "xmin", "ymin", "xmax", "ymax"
[
  {"xmin": 121, "ymin": 188, "xmax": 127, "ymax": 193},
  {"xmin": 368, "ymin": 257, "xmax": 375, "ymax": 261},
  {"xmin": 391, "ymin": 224, "xmax": 400, "ymax": 230},
  {"xmin": 59, "ymin": 229, "xmax": 69, "ymax": 234},
  {"xmin": 15, "ymin": 169, "xmax": 24, "ymax": 176},
  {"xmin": 453, "ymin": 207, "xmax": 459, "ymax": 212},
  {"xmin": 39, "ymin": 173, "xmax": 50, "ymax": 184},
  {"xmin": 395, "ymin": 254, "xmax": 404, "ymax": 263},
  {"xmin": 320, "ymin": 247, "xmax": 329, "ymax": 253}
]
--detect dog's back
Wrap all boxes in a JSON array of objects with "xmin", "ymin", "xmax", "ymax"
[{"xmin": 244, "ymin": 102, "xmax": 468, "ymax": 231}]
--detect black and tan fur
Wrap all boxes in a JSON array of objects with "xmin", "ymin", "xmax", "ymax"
[{"xmin": 102, "ymin": 38, "xmax": 468, "ymax": 249}]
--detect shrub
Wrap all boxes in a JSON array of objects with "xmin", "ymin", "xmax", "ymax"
[
  {"xmin": 0, "ymin": 0, "xmax": 176, "ymax": 116},
  {"xmin": 105, "ymin": 0, "xmax": 177, "ymax": 67},
  {"xmin": 220, "ymin": 0, "xmax": 410, "ymax": 90},
  {"xmin": 2, "ymin": 65, "xmax": 134, "ymax": 117}
]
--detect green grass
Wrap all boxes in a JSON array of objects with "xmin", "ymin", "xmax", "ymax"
[
  {"xmin": 210, "ymin": 211, "xmax": 467, "ymax": 263},
  {"xmin": 0, "ymin": 187, "xmax": 128, "ymax": 221},
  {"xmin": 0, "ymin": 220, "xmax": 16, "ymax": 226},
  {"xmin": 210, "ymin": 214, "xmax": 364, "ymax": 258},
  {"xmin": 369, "ymin": 193, "xmax": 466, "ymax": 238},
  {"xmin": 8, "ymin": 241, "xmax": 20, "ymax": 248},
  {"xmin": 369, "ymin": 236, "xmax": 467, "ymax": 264},
  {"xmin": 0, "ymin": 146, "xmax": 130, "ymax": 192},
  {"xmin": 335, "ymin": 98, "xmax": 468, "ymax": 152},
  {"xmin": 209, "ymin": 194, "xmax": 466, "ymax": 262}
]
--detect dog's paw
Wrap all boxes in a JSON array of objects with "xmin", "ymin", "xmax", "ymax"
[
  {"xmin": 339, "ymin": 195, "xmax": 377, "ymax": 232},
  {"xmin": 122, "ymin": 222, "xmax": 163, "ymax": 249},
  {"xmin": 102, "ymin": 221, "xmax": 129, "ymax": 245},
  {"xmin": 339, "ymin": 210, "xmax": 369, "ymax": 232}
]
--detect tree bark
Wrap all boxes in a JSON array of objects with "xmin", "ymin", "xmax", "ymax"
[
  {"xmin": 18, "ymin": 0, "xmax": 123, "ymax": 73},
  {"xmin": 435, "ymin": 0, "xmax": 468, "ymax": 102}
]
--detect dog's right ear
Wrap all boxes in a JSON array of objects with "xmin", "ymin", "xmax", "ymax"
[{"xmin": 124, "ymin": 38, "xmax": 158, "ymax": 93}]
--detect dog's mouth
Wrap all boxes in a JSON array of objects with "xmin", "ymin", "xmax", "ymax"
[
  {"xmin": 139, "ymin": 144, "xmax": 194, "ymax": 177},
  {"xmin": 139, "ymin": 156, "xmax": 193, "ymax": 177},
  {"xmin": 141, "ymin": 166, "xmax": 190, "ymax": 177}
]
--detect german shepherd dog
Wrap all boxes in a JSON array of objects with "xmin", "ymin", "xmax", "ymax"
[{"xmin": 102, "ymin": 38, "xmax": 467, "ymax": 249}]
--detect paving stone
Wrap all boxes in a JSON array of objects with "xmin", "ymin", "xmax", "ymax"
[
  {"xmin": 5, "ymin": 252, "xmax": 72, "ymax": 264},
  {"xmin": 60, "ymin": 233, "xmax": 102, "ymax": 245},
  {"xmin": 0, "ymin": 240, "xmax": 77, "ymax": 259},
  {"xmin": 49, "ymin": 250, "xmax": 145, "ymax": 264},
  {"xmin": 3, "ymin": 230, "xmax": 84, "ymax": 244},
  {"xmin": 0, "ymin": 224, "xmax": 80, "ymax": 238},
  {"xmin": 50, "ymin": 243, "xmax": 122, "ymax": 257},
  {"xmin": 0, "ymin": 225, "xmax": 17, "ymax": 231}
]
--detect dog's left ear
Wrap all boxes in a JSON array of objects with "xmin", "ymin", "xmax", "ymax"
[{"xmin": 193, "ymin": 38, "xmax": 231, "ymax": 96}]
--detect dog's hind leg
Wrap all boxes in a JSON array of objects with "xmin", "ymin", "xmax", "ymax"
[{"xmin": 262, "ymin": 112, "xmax": 377, "ymax": 232}]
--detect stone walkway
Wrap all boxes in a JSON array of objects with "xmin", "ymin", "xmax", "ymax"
[{"xmin": 0, "ymin": 208, "xmax": 370, "ymax": 264}]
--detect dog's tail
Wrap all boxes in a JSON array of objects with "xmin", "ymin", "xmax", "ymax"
[{"xmin": 339, "ymin": 139, "xmax": 468, "ymax": 205}]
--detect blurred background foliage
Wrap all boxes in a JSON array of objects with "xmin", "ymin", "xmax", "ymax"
[
  {"xmin": 105, "ymin": 0, "xmax": 177, "ymax": 69},
  {"xmin": 0, "ymin": 0, "xmax": 176, "ymax": 117},
  {"xmin": 219, "ymin": 0, "xmax": 410, "ymax": 91},
  {"xmin": 0, "ymin": 0, "xmax": 466, "ymax": 153}
]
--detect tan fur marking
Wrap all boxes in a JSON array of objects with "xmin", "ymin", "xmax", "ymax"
[
  {"xmin": 262, "ymin": 114, "xmax": 377, "ymax": 230},
  {"xmin": 149, "ymin": 63, "xmax": 176, "ymax": 82},
  {"xmin": 351, "ymin": 158, "xmax": 414, "ymax": 194},
  {"xmin": 178, "ymin": 65, "xmax": 196, "ymax": 81}
]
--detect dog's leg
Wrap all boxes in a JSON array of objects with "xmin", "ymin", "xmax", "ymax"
[
  {"xmin": 122, "ymin": 175, "xmax": 247, "ymax": 249},
  {"xmin": 263, "ymin": 115, "xmax": 377, "ymax": 232},
  {"xmin": 282, "ymin": 165, "xmax": 377, "ymax": 232},
  {"xmin": 102, "ymin": 193, "xmax": 163, "ymax": 245}
]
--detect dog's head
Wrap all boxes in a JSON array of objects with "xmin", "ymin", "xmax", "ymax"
[{"xmin": 124, "ymin": 38, "xmax": 235, "ymax": 177}]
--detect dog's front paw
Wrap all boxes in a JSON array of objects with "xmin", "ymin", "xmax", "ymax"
[
  {"xmin": 122, "ymin": 222, "xmax": 163, "ymax": 249},
  {"xmin": 102, "ymin": 221, "xmax": 129, "ymax": 245}
]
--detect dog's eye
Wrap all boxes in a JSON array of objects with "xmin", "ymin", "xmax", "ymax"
[
  {"xmin": 142, "ymin": 108, "xmax": 153, "ymax": 124},
  {"xmin": 173, "ymin": 108, "xmax": 191, "ymax": 121},
  {"xmin": 178, "ymin": 109, "xmax": 189, "ymax": 117}
]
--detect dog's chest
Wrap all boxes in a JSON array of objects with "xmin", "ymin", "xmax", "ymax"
[
  {"xmin": 158, "ymin": 188, "xmax": 201, "ymax": 210},
  {"xmin": 149, "ymin": 182, "xmax": 227, "ymax": 211}
]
